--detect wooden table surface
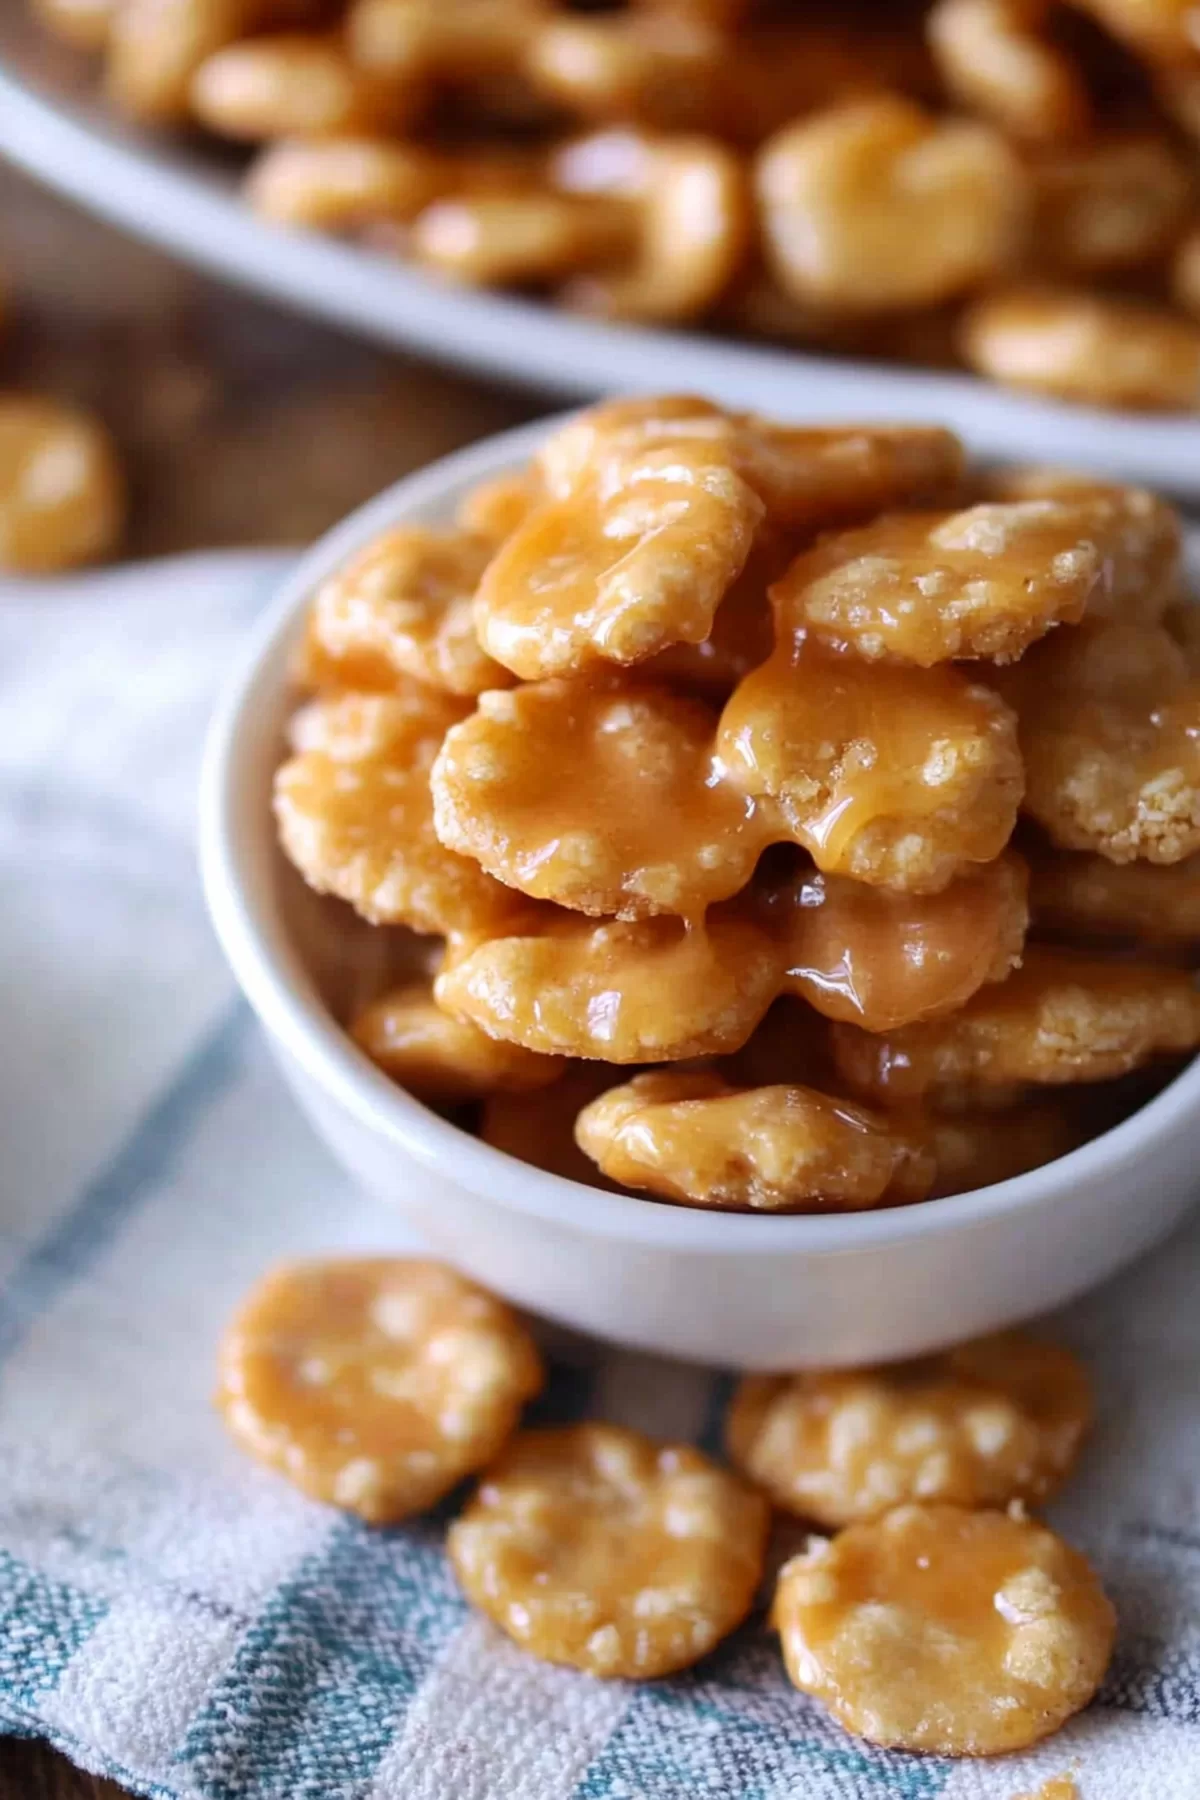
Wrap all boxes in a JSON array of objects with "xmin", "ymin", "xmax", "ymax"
[
  {"xmin": 0, "ymin": 161, "xmax": 534, "ymax": 559},
  {"xmin": 0, "ymin": 154, "xmax": 538, "ymax": 1800}
]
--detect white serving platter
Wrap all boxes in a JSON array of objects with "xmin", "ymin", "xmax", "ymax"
[{"xmin": 2, "ymin": 8, "xmax": 1199, "ymax": 494}]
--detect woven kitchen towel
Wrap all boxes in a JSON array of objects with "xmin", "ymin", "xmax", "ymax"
[{"xmin": 1, "ymin": 552, "xmax": 1199, "ymax": 1800}]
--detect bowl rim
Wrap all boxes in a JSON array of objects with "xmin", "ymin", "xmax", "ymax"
[{"xmin": 199, "ymin": 412, "xmax": 1200, "ymax": 1256}]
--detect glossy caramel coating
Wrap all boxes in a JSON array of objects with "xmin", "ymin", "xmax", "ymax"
[
  {"xmin": 436, "ymin": 848, "xmax": 1027, "ymax": 1059},
  {"xmin": 475, "ymin": 438, "xmax": 763, "ymax": 679},
  {"xmin": 773, "ymin": 1503, "xmax": 1115, "ymax": 1754},
  {"xmin": 472, "ymin": 411, "xmax": 965, "ymax": 692},
  {"xmin": 264, "ymin": 402, "xmax": 1200, "ymax": 1227},
  {"xmin": 448, "ymin": 1423, "xmax": 769, "ymax": 1677},
  {"xmin": 772, "ymin": 501, "xmax": 1103, "ymax": 666},
  {"xmin": 1030, "ymin": 846, "xmax": 1200, "ymax": 946},
  {"xmin": 643, "ymin": 536, "xmax": 778, "ymax": 699},
  {"xmin": 756, "ymin": 97, "xmax": 1026, "ymax": 313},
  {"xmin": 575, "ymin": 1070, "xmax": 935, "ymax": 1211},
  {"xmin": 431, "ymin": 677, "xmax": 766, "ymax": 918},
  {"xmin": 351, "ymin": 980, "xmax": 564, "ymax": 1102},
  {"xmin": 728, "ymin": 1333, "xmax": 1091, "ymax": 1525},
  {"xmin": 718, "ymin": 637, "xmax": 1023, "ymax": 892},
  {"xmin": 430, "ymin": 644, "xmax": 1029, "ymax": 941},
  {"xmin": 1002, "ymin": 620, "xmax": 1200, "ymax": 863},
  {"xmin": 832, "ymin": 945, "xmax": 1200, "ymax": 1105},
  {"xmin": 739, "ymin": 423, "xmax": 967, "ymax": 532},
  {"xmin": 0, "ymin": 396, "xmax": 125, "ymax": 573},
  {"xmin": 535, "ymin": 394, "xmax": 733, "ymax": 497},
  {"xmin": 217, "ymin": 1258, "xmax": 543, "ymax": 1521},
  {"xmin": 298, "ymin": 525, "xmax": 509, "ymax": 698},
  {"xmin": 535, "ymin": 398, "xmax": 965, "ymax": 531},
  {"xmin": 274, "ymin": 689, "xmax": 520, "ymax": 934},
  {"xmin": 979, "ymin": 471, "xmax": 1182, "ymax": 625},
  {"xmin": 435, "ymin": 906, "xmax": 782, "ymax": 1062},
  {"xmin": 771, "ymin": 853, "xmax": 1029, "ymax": 1032}
]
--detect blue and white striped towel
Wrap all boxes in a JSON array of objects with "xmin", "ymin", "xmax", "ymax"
[{"xmin": 1, "ymin": 551, "xmax": 1199, "ymax": 1800}]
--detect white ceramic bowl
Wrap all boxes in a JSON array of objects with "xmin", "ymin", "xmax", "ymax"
[{"xmin": 199, "ymin": 414, "xmax": 1200, "ymax": 1370}]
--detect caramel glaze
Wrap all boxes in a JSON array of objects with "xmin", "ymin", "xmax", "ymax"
[
  {"xmin": 716, "ymin": 632, "xmax": 1023, "ymax": 892},
  {"xmin": 434, "ymin": 634, "xmax": 1024, "ymax": 934},
  {"xmin": 436, "ymin": 845, "xmax": 1028, "ymax": 1060}
]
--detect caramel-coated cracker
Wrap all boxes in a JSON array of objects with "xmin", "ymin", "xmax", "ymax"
[{"xmin": 217, "ymin": 1258, "xmax": 542, "ymax": 1521}]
